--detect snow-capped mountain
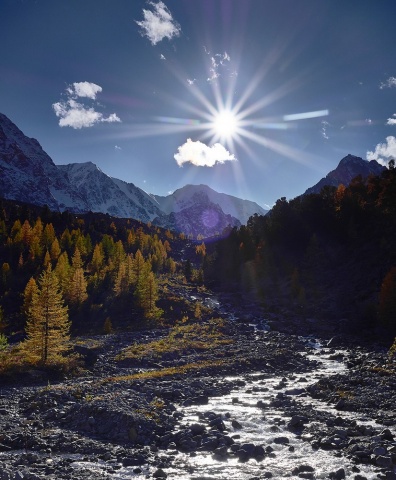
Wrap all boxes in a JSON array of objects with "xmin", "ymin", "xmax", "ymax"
[
  {"xmin": 153, "ymin": 184, "xmax": 267, "ymax": 225},
  {"xmin": 0, "ymin": 112, "xmax": 266, "ymax": 237},
  {"xmin": 58, "ymin": 162, "xmax": 162, "ymax": 222},
  {"xmin": 305, "ymin": 154, "xmax": 385, "ymax": 195},
  {"xmin": 0, "ymin": 113, "xmax": 88, "ymax": 212}
]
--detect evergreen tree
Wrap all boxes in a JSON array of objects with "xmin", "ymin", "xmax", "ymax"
[
  {"xmin": 69, "ymin": 268, "xmax": 88, "ymax": 306},
  {"xmin": 90, "ymin": 244, "xmax": 104, "ymax": 274},
  {"xmin": 21, "ymin": 265, "xmax": 70, "ymax": 364},
  {"xmin": 22, "ymin": 277, "xmax": 39, "ymax": 319},
  {"xmin": 50, "ymin": 238, "xmax": 61, "ymax": 261},
  {"xmin": 54, "ymin": 252, "xmax": 71, "ymax": 295}
]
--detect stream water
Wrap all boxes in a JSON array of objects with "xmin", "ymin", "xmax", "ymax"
[{"xmin": 69, "ymin": 335, "xmax": 395, "ymax": 479}]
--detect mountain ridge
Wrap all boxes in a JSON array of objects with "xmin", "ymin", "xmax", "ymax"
[
  {"xmin": 0, "ymin": 112, "xmax": 266, "ymax": 238},
  {"xmin": 304, "ymin": 154, "xmax": 385, "ymax": 195}
]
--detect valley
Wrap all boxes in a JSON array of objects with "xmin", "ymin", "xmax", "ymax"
[{"xmin": 0, "ymin": 283, "xmax": 395, "ymax": 480}]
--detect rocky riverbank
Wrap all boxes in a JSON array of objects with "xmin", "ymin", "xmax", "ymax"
[{"xmin": 0, "ymin": 305, "xmax": 395, "ymax": 479}]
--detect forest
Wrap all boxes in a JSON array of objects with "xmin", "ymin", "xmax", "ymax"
[
  {"xmin": 0, "ymin": 164, "xmax": 396, "ymax": 374},
  {"xmin": 0, "ymin": 202, "xmax": 207, "ymax": 371},
  {"xmin": 203, "ymin": 162, "xmax": 396, "ymax": 337}
]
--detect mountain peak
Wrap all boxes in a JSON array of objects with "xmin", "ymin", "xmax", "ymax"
[
  {"xmin": 305, "ymin": 155, "xmax": 386, "ymax": 195},
  {"xmin": 338, "ymin": 154, "xmax": 365, "ymax": 166}
]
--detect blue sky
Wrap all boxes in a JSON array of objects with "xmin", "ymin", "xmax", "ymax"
[{"xmin": 1, "ymin": 0, "xmax": 396, "ymax": 209}]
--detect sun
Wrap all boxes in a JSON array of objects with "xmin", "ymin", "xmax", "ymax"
[{"xmin": 212, "ymin": 109, "xmax": 238, "ymax": 140}]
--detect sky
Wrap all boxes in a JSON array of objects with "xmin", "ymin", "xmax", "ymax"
[{"xmin": 1, "ymin": 0, "xmax": 396, "ymax": 209}]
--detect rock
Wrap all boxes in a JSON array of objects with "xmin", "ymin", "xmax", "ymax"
[
  {"xmin": 376, "ymin": 455, "xmax": 393, "ymax": 468},
  {"xmin": 284, "ymin": 388, "xmax": 306, "ymax": 396},
  {"xmin": 153, "ymin": 468, "xmax": 167, "ymax": 478},
  {"xmin": 213, "ymin": 446, "xmax": 228, "ymax": 458},
  {"xmin": 190, "ymin": 423, "xmax": 206, "ymax": 435},
  {"xmin": 231, "ymin": 419, "xmax": 243, "ymax": 429},
  {"xmin": 380, "ymin": 428, "xmax": 394, "ymax": 441},
  {"xmin": 254, "ymin": 445, "xmax": 265, "ymax": 458},
  {"xmin": 288, "ymin": 415, "xmax": 308, "ymax": 428},
  {"xmin": 329, "ymin": 468, "xmax": 345, "ymax": 480},
  {"xmin": 373, "ymin": 446, "xmax": 387, "ymax": 456},
  {"xmin": 273, "ymin": 436, "xmax": 289, "ymax": 444}
]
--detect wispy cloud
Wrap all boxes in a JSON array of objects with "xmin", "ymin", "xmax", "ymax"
[
  {"xmin": 321, "ymin": 120, "xmax": 330, "ymax": 140},
  {"xmin": 187, "ymin": 78, "xmax": 196, "ymax": 86},
  {"xmin": 136, "ymin": 1, "xmax": 181, "ymax": 46},
  {"xmin": 206, "ymin": 51, "xmax": 231, "ymax": 83},
  {"xmin": 115, "ymin": 145, "xmax": 122, "ymax": 151},
  {"xmin": 367, "ymin": 136, "xmax": 396, "ymax": 166},
  {"xmin": 380, "ymin": 76, "xmax": 396, "ymax": 89},
  {"xmin": 174, "ymin": 138, "xmax": 236, "ymax": 167},
  {"xmin": 52, "ymin": 82, "xmax": 121, "ymax": 129}
]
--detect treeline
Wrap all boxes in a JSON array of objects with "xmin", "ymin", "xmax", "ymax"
[
  {"xmin": 0, "ymin": 202, "xmax": 186, "ymax": 342},
  {"xmin": 204, "ymin": 163, "xmax": 396, "ymax": 336}
]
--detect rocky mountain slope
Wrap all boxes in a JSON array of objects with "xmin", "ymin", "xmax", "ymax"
[
  {"xmin": 0, "ymin": 112, "xmax": 88, "ymax": 212},
  {"xmin": 0, "ymin": 112, "xmax": 266, "ymax": 237},
  {"xmin": 305, "ymin": 154, "xmax": 385, "ymax": 195}
]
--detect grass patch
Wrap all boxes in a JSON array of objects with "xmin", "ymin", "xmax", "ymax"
[
  {"xmin": 115, "ymin": 318, "xmax": 232, "ymax": 361},
  {"xmin": 102, "ymin": 358, "xmax": 229, "ymax": 383}
]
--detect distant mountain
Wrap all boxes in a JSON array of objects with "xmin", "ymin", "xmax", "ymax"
[
  {"xmin": 0, "ymin": 112, "xmax": 267, "ymax": 237},
  {"xmin": 305, "ymin": 154, "xmax": 385, "ymax": 195},
  {"xmin": 153, "ymin": 198, "xmax": 242, "ymax": 239},
  {"xmin": 153, "ymin": 184, "xmax": 267, "ymax": 225}
]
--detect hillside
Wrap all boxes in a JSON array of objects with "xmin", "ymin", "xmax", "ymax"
[{"xmin": 204, "ymin": 164, "xmax": 396, "ymax": 337}]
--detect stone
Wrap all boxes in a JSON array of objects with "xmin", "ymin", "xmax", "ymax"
[
  {"xmin": 190, "ymin": 423, "xmax": 206, "ymax": 435},
  {"xmin": 232, "ymin": 419, "xmax": 243, "ymax": 429},
  {"xmin": 153, "ymin": 468, "xmax": 167, "ymax": 478},
  {"xmin": 376, "ymin": 455, "xmax": 393, "ymax": 468},
  {"xmin": 273, "ymin": 436, "xmax": 289, "ymax": 444},
  {"xmin": 288, "ymin": 415, "xmax": 308, "ymax": 428},
  {"xmin": 329, "ymin": 468, "xmax": 345, "ymax": 480}
]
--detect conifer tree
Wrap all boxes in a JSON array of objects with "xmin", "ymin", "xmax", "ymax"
[
  {"xmin": 134, "ymin": 263, "xmax": 159, "ymax": 317},
  {"xmin": 22, "ymin": 277, "xmax": 38, "ymax": 319},
  {"xmin": 114, "ymin": 261, "xmax": 128, "ymax": 296},
  {"xmin": 90, "ymin": 244, "xmax": 104, "ymax": 274},
  {"xmin": 54, "ymin": 251, "xmax": 71, "ymax": 295},
  {"xmin": 43, "ymin": 250, "xmax": 51, "ymax": 268},
  {"xmin": 68, "ymin": 248, "xmax": 87, "ymax": 305},
  {"xmin": 21, "ymin": 265, "xmax": 70, "ymax": 364},
  {"xmin": 50, "ymin": 238, "xmax": 61, "ymax": 261},
  {"xmin": 132, "ymin": 249, "xmax": 145, "ymax": 286}
]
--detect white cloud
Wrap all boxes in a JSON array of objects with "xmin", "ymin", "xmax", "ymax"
[
  {"xmin": 160, "ymin": 54, "xmax": 166, "ymax": 60},
  {"xmin": 380, "ymin": 76, "xmax": 396, "ymax": 89},
  {"xmin": 386, "ymin": 114, "xmax": 396, "ymax": 125},
  {"xmin": 367, "ymin": 136, "xmax": 396, "ymax": 166},
  {"xmin": 68, "ymin": 81, "xmax": 102, "ymax": 99},
  {"xmin": 174, "ymin": 138, "xmax": 236, "ymax": 167},
  {"xmin": 115, "ymin": 145, "xmax": 122, "ymax": 151},
  {"xmin": 136, "ymin": 1, "xmax": 181, "ymax": 46},
  {"xmin": 52, "ymin": 83, "xmax": 121, "ymax": 129},
  {"xmin": 187, "ymin": 78, "xmax": 196, "ymax": 85}
]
